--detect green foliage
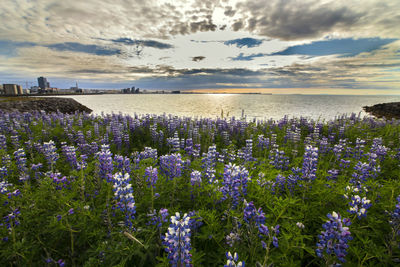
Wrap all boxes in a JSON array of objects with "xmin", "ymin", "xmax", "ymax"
[{"xmin": 0, "ymin": 111, "xmax": 400, "ymax": 266}]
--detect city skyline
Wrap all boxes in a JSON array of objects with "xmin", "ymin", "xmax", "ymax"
[{"xmin": 0, "ymin": 0, "xmax": 399, "ymax": 94}]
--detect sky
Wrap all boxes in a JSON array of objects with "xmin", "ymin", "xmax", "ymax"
[{"xmin": 0, "ymin": 0, "xmax": 399, "ymax": 93}]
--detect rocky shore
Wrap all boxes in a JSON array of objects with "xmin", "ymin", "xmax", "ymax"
[
  {"xmin": 363, "ymin": 102, "xmax": 400, "ymax": 119},
  {"xmin": 0, "ymin": 97, "xmax": 92, "ymax": 114}
]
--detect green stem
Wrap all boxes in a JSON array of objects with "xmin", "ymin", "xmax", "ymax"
[
  {"xmin": 80, "ymin": 167, "xmax": 85, "ymax": 201},
  {"xmin": 151, "ymin": 186, "xmax": 154, "ymax": 211}
]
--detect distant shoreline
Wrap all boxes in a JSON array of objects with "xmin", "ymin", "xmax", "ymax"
[
  {"xmin": 0, "ymin": 96, "xmax": 92, "ymax": 113},
  {"xmin": 363, "ymin": 102, "xmax": 400, "ymax": 119}
]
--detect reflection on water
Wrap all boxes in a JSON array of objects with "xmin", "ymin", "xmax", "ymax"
[{"xmin": 57, "ymin": 94, "xmax": 400, "ymax": 121}]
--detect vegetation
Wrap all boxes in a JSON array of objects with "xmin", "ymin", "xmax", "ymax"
[{"xmin": 0, "ymin": 111, "xmax": 399, "ymax": 266}]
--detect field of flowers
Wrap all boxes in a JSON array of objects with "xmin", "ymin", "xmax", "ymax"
[{"xmin": 0, "ymin": 110, "xmax": 399, "ymax": 266}]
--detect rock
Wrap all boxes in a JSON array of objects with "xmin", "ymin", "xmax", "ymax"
[
  {"xmin": 0, "ymin": 97, "xmax": 92, "ymax": 114},
  {"xmin": 363, "ymin": 102, "xmax": 400, "ymax": 119}
]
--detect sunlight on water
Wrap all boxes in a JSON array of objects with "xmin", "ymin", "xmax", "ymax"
[{"xmin": 58, "ymin": 94, "xmax": 400, "ymax": 121}]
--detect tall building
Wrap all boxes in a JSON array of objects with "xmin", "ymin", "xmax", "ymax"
[
  {"xmin": 17, "ymin": 85, "xmax": 23, "ymax": 95},
  {"xmin": 38, "ymin": 76, "xmax": 49, "ymax": 89},
  {"xmin": 3, "ymin": 84, "xmax": 19, "ymax": 95}
]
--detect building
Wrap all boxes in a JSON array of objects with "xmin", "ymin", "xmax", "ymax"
[
  {"xmin": 17, "ymin": 85, "xmax": 23, "ymax": 95},
  {"xmin": 30, "ymin": 86, "xmax": 39, "ymax": 93},
  {"xmin": 38, "ymin": 76, "xmax": 49, "ymax": 90},
  {"xmin": 3, "ymin": 84, "xmax": 19, "ymax": 95}
]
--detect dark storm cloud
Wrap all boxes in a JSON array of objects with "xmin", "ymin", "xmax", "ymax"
[
  {"xmin": 232, "ymin": 0, "xmax": 362, "ymax": 40},
  {"xmin": 133, "ymin": 68, "xmax": 267, "ymax": 89},
  {"xmin": 224, "ymin": 38, "xmax": 264, "ymax": 48},
  {"xmin": 110, "ymin": 38, "xmax": 174, "ymax": 49},
  {"xmin": 189, "ymin": 20, "xmax": 218, "ymax": 33},
  {"xmin": 192, "ymin": 56, "xmax": 206, "ymax": 62},
  {"xmin": 224, "ymin": 6, "xmax": 236, "ymax": 17}
]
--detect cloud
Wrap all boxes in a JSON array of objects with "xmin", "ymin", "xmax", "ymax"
[
  {"xmin": 46, "ymin": 42, "xmax": 121, "ymax": 56},
  {"xmin": 231, "ymin": 53, "xmax": 266, "ymax": 61},
  {"xmin": 110, "ymin": 38, "xmax": 174, "ymax": 49},
  {"xmin": 0, "ymin": 39, "xmax": 122, "ymax": 57},
  {"xmin": 271, "ymin": 38, "xmax": 397, "ymax": 56},
  {"xmin": 265, "ymin": 42, "xmax": 400, "ymax": 89},
  {"xmin": 192, "ymin": 56, "xmax": 206, "ymax": 62},
  {"xmin": 0, "ymin": 40, "xmax": 36, "ymax": 56},
  {"xmin": 230, "ymin": 0, "xmax": 400, "ymax": 40},
  {"xmin": 224, "ymin": 37, "xmax": 264, "ymax": 48}
]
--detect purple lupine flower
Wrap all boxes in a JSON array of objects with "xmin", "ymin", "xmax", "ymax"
[
  {"xmin": 57, "ymin": 259, "xmax": 66, "ymax": 267},
  {"xmin": 339, "ymin": 159, "xmax": 350, "ymax": 169},
  {"xmin": 2, "ymin": 208, "xmax": 21, "ymax": 230},
  {"xmin": 272, "ymin": 167, "xmax": 302, "ymax": 195},
  {"xmin": 184, "ymin": 138, "xmax": 194, "ymax": 156},
  {"xmin": 138, "ymin": 147, "xmax": 158, "ymax": 161},
  {"xmin": 326, "ymin": 169, "xmax": 339, "ymax": 181},
  {"xmin": 353, "ymin": 138, "xmax": 366, "ymax": 160},
  {"xmin": 348, "ymin": 195, "xmax": 372, "ymax": 219},
  {"xmin": 10, "ymin": 135, "xmax": 20, "ymax": 149},
  {"xmin": 167, "ymin": 133, "xmax": 180, "ymax": 153},
  {"xmin": 159, "ymin": 153, "xmax": 183, "ymax": 181},
  {"xmin": 97, "ymin": 145, "xmax": 113, "ymax": 182},
  {"xmin": 316, "ymin": 212, "xmax": 352, "ymax": 263},
  {"xmin": 224, "ymin": 252, "xmax": 244, "ymax": 267},
  {"xmin": 43, "ymin": 140, "xmax": 59, "ymax": 168},
  {"xmin": 114, "ymin": 155, "xmax": 130, "ymax": 174},
  {"xmin": 350, "ymin": 158, "xmax": 380, "ymax": 186},
  {"xmin": 370, "ymin": 137, "xmax": 388, "ymax": 161},
  {"xmin": 333, "ymin": 139, "xmax": 346, "ymax": 160},
  {"xmin": 77, "ymin": 154, "xmax": 88, "ymax": 170},
  {"xmin": 0, "ymin": 154, "xmax": 11, "ymax": 180},
  {"xmin": 226, "ymin": 232, "xmax": 241, "ymax": 247},
  {"xmin": 62, "ymin": 144, "xmax": 78, "ymax": 169},
  {"xmin": 319, "ymin": 137, "xmax": 329, "ymax": 154},
  {"xmin": 50, "ymin": 173, "xmax": 71, "ymax": 190},
  {"xmin": 243, "ymin": 139, "xmax": 254, "ymax": 162},
  {"xmin": 389, "ymin": 195, "xmax": 400, "ymax": 240},
  {"xmin": 148, "ymin": 208, "xmax": 169, "ymax": 228},
  {"xmin": 269, "ymin": 148, "xmax": 289, "ymax": 170},
  {"xmin": 163, "ymin": 212, "xmax": 192, "ymax": 267},
  {"xmin": 187, "ymin": 210, "xmax": 203, "ymax": 232},
  {"xmin": 145, "ymin": 166, "xmax": 158, "ymax": 189},
  {"xmin": 13, "ymin": 148, "xmax": 29, "ymax": 181},
  {"xmin": 0, "ymin": 134, "xmax": 7, "ymax": 150},
  {"xmin": 257, "ymin": 134, "xmax": 269, "ymax": 150},
  {"xmin": 302, "ymin": 145, "xmax": 318, "ymax": 182},
  {"xmin": 190, "ymin": 170, "xmax": 202, "ymax": 187},
  {"xmin": 201, "ymin": 145, "xmax": 217, "ymax": 183},
  {"xmin": 243, "ymin": 201, "xmax": 266, "ymax": 226},
  {"xmin": 31, "ymin": 163, "xmax": 43, "ymax": 180},
  {"xmin": 220, "ymin": 163, "xmax": 250, "ymax": 209},
  {"xmin": 68, "ymin": 208, "xmax": 74, "ymax": 215},
  {"xmin": 112, "ymin": 172, "xmax": 136, "ymax": 229},
  {"xmin": 243, "ymin": 200, "xmax": 279, "ymax": 248}
]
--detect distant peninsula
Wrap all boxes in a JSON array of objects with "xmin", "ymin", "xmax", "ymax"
[
  {"xmin": 0, "ymin": 96, "xmax": 92, "ymax": 114},
  {"xmin": 363, "ymin": 102, "xmax": 400, "ymax": 119}
]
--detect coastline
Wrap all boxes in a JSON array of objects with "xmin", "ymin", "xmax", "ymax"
[
  {"xmin": 0, "ymin": 96, "xmax": 92, "ymax": 114},
  {"xmin": 363, "ymin": 102, "xmax": 400, "ymax": 119}
]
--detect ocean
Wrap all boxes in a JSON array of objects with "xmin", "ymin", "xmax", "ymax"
[{"xmin": 57, "ymin": 94, "xmax": 400, "ymax": 121}]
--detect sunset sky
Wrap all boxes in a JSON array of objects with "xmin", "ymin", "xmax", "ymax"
[{"xmin": 0, "ymin": 0, "xmax": 399, "ymax": 93}]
